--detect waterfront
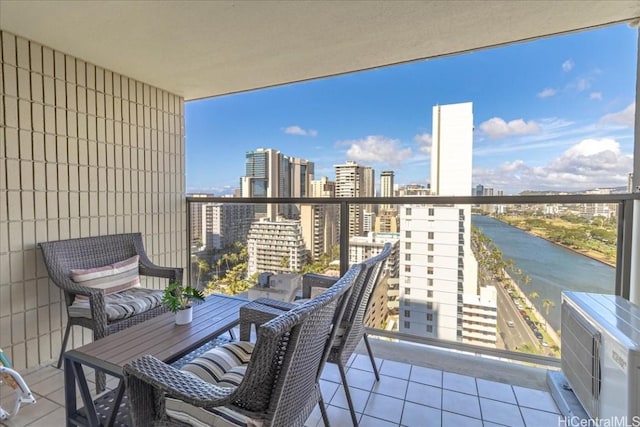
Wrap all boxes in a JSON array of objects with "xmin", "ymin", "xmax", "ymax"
[{"xmin": 472, "ymin": 215, "xmax": 615, "ymax": 332}]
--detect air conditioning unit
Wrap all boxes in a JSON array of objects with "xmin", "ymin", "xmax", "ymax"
[{"xmin": 561, "ymin": 292, "xmax": 640, "ymax": 420}]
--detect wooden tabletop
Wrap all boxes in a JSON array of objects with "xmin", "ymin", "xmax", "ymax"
[{"xmin": 64, "ymin": 294, "xmax": 248, "ymax": 376}]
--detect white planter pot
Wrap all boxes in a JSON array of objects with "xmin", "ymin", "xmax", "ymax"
[{"xmin": 175, "ymin": 306, "xmax": 193, "ymax": 325}]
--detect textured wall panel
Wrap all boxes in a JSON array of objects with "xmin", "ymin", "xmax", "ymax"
[{"xmin": 0, "ymin": 31, "xmax": 186, "ymax": 371}]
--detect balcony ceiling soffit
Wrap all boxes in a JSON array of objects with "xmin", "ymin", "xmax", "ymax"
[{"xmin": 1, "ymin": 1, "xmax": 639, "ymax": 100}]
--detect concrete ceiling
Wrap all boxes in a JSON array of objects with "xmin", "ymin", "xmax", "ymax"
[{"xmin": 1, "ymin": 1, "xmax": 639, "ymax": 101}]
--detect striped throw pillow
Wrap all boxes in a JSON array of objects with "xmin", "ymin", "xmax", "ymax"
[{"xmin": 71, "ymin": 255, "xmax": 140, "ymax": 298}]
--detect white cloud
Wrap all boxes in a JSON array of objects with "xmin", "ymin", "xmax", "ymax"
[
  {"xmin": 414, "ymin": 132, "xmax": 432, "ymax": 153},
  {"xmin": 562, "ymin": 59, "xmax": 574, "ymax": 72},
  {"xmin": 589, "ymin": 92, "xmax": 602, "ymax": 101},
  {"xmin": 343, "ymin": 135, "xmax": 412, "ymax": 167},
  {"xmin": 600, "ymin": 103, "xmax": 635, "ymax": 128},
  {"xmin": 537, "ymin": 88, "xmax": 557, "ymax": 98},
  {"xmin": 473, "ymin": 138, "xmax": 632, "ymax": 193},
  {"xmin": 479, "ymin": 117, "xmax": 541, "ymax": 140},
  {"xmin": 283, "ymin": 125, "xmax": 318, "ymax": 137},
  {"xmin": 575, "ymin": 78, "xmax": 591, "ymax": 92}
]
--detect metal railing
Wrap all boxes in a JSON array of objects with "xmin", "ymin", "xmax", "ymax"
[{"xmin": 186, "ymin": 192, "xmax": 639, "ymax": 366}]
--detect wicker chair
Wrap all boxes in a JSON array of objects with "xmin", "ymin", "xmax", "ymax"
[
  {"xmin": 243, "ymin": 242, "xmax": 392, "ymax": 426},
  {"xmin": 123, "ymin": 264, "xmax": 360, "ymax": 427},
  {"xmin": 39, "ymin": 233, "xmax": 182, "ymax": 390}
]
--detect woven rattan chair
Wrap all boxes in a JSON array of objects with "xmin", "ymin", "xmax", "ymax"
[
  {"xmin": 39, "ymin": 233, "xmax": 182, "ymax": 390},
  {"xmin": 123, "ymin": 264, "xmax": 360, "ymax": 427},
  {"xmin": 243, "ymin": 242, "xmax": 392, "ymax": 426}
]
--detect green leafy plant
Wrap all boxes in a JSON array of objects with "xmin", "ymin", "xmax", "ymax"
[{"xmin": 161, "ymin": 281, "xmax": 205, "ymax": 313}]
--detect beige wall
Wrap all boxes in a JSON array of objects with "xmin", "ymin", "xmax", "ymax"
[{"xmin": 0, "ymin": 31, "xmax": 186, "ymax": 371}]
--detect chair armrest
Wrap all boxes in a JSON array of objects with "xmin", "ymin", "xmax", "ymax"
[
  {"xmin": 302, "ymin": 274, "xmax": 339, "ymax": 299},
  {"xmin": 238, "ymin": 300, "xmax": 293, "ymax": 341},
  {"xmin": 124, "ymin": 355, "xmax": 235, "ymax": 420},
  {"xmin": 138, "ymin": 258, "xmax": 183, "ymax": 284}
]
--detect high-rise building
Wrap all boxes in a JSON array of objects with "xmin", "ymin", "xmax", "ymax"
[
  {"xmin": 187, "ymin": 193, "xmax": 213, "ymax": 248},
  {"xmin": 241, "ymin": 148, "xmax": 314, "ymax": 219},
  {"xmin": 300, "ymin": 177, "xmax": 339, "ymax": 261},
  {"xmin": 363, "ymin": 211, "xmax": 376, "ymax": 233},
  {"xmin": 399, "ymin": 102, "xmax": 496, "ymax": 347},
  {"xmin": 201, "ymin": 203, "xmax": 255, "ymax": 250},
  {"xmin": 247, "ymin": 219, "xmax": 308, "ymax": 276},
  {"xmin": 380, "ymin": 170, "xmax": 395, "ymax": 211},
  {"xmin": 397, "ymin": 184, "xmax": 430, "ymax": 196},
  {"xmin": 629, "ymin": 173, "xmax": 635, "ymax": 193},
  {"xmin": 335, "ymin": 161, "xmax": 370, "ymax": 237}
]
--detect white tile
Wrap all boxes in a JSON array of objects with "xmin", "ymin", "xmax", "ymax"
[
  {"xmin": 24, "ymin": 406, "xmax": 65, "ymax": 427},
  {"xmin": 401, "ymin": 401, "xmax": 441, "ymax": 427},
  {"xmin": 410, "ymin": 365, "xmax": 443, "ymax": 387},
  {"xmin": 350, "ymin": 353, "xmax": 382, "ymax": 372},
  {"xmin": 479, "ymin": 398, "xmax": 524, "ymax": 427},
  {"xmin": 360, "ymin": 415, "xmax": 400, "ymax": 427},
  {"xmin": 405, "ymin": 381, "xmax": 442, "ymax": 409},
  {"xmin": 320, "ymin": 363, "xmax": 342, "ymax": 384},
  {"xmin": 442, "ymin": 372, "xmax": 477, "ymax": 395},
  {"xmin": 318, "ymin": 405, "xmax": 360, "ymax": 426},
  {"xmin": 476, "ymin": 378, "xmax": 516, "ymax": 404},
  {"xmin": 442, "ymin": 411, "xmax": 483, "ymax": 427},
  {"xmin": 0, "ymin": 395, "xmax": 58, "ymax": 427},
  {"xmin": 512, "ymin": 386, "xmax": 559, "ymax": 413},
  {"xmin": 363, "ymin": 393, "xmax": 404, "ymax": 424},
  {"xmin": 371, "ymin": 374, "xmax": 408, "ymax": 398},
  {"xmin": 319, "ymin": 379, "xmax": 340, "ymax": 403},
  {"xmin": 345, "ymin": 367, "xmax": 377, "ymax": 391},
  {"xmin": 329, "ymin": 383, "xmax": 370, "ymax": 414},
  {"xmin": 442, "ymin": 390, "xmax": 480, "ymax": 419},
  {"xmin": 380, "ymin": 360, "xmax": 412, "ymax": 380},
  {"xmin": 520, "ymin": 407, "xmax": 564, "ymax": 427}
]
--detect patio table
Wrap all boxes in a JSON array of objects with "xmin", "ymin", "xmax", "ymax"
[{"xmin": 63, "ymin": 294, "xmax": 248, "ymax": 427}]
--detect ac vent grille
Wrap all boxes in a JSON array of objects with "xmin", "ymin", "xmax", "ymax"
[{"xmin": 561, "ymin": 302, "xmax": 601, "ymax": 418}]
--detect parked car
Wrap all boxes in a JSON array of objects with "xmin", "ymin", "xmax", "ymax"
[
  {"xmin": 541, "ymin": 340, "xmax": 549, "ymax": 347},
  {"xmin": 507, "ymin": 320, "xmax": 515, "ymax": 328},
  {"xmin": 534, "ymin": 332, "xmax": 543, "ymax": 340}
]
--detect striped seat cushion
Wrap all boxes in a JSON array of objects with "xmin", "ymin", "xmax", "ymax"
[
  {"xmin": 68, "ymin": 287, "xmax": 164, "ymax": 321},
  {"xmin": 166, "ymin": 342, "xmax": 259, "ymax": 427},
  {"xmin": 70, "ymin": 255, "xmax": 140, "ymax": 298}
]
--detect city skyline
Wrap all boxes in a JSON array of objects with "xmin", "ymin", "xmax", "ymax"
[{"xmin": 186, "ymin": 23, "xmax": 636, "ymax": 196}]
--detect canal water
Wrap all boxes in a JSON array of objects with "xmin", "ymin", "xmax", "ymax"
[{"xmin": 472, "ymin": 215, "xmax": 615, "ymax": 331}]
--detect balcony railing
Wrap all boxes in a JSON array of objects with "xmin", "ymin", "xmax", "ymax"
[{"xmin": 186, "ymin": 193, "xmax": 639, "ymax": 367}]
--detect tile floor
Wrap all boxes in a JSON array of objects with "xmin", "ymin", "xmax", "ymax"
[{"xmin": 1, "ymin": 352, "xmax": 562, "ymax": 427}]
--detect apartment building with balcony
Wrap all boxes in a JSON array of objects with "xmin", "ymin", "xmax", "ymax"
[
  {"xmin": 200, "ymin": 202, "xmax": 255, "ymax": 250},
  {"xmin": 246, "ymin": 218, "xmax": 308, "ymax": 276}
]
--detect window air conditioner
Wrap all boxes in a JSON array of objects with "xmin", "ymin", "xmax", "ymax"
[{"xmin": 561, "ymin": 292, "xmax": 640, "ymax": 420}]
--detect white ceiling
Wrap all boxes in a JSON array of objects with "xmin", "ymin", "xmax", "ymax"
[{"xmin": 1, "ymin": 1, "xmax": 639, "ymax": 101}]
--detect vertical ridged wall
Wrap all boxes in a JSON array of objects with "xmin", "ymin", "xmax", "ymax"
[{"xmin": 0, "ymin": 31, "xmax": 186, "ymax": 371}]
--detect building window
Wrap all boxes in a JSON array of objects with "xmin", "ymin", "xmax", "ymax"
[
  {"xmin": 405, "ymin": 300, "xmax": 410, "ymax": 307},
  {"xmin": 405, "ymin": 254, "xmax": 411, "ymax": 261},
  {"xmin": 427, "ymin": 290, "xmax": 433, "ymax": 298},
  {"xmin": 404, "ymin": 288, "xmax": 411, "ymax": 295},
  {"xmin": 427, "ymin": 278, "xmax": 433, "ymax": 287},
  {"xmin": 427, "ymin": 255, "xmax": 434, "ymax": 263},
  {"xmin": 427, "ymin": 232, "xmax": 434, "ymax": 239},
  {"xmin": 428, "ymin": 243, "xmax": 434, "ymax": 251},
  {"xmin": 404, "ymin": 310, "xmax": 411, "ymax": 317},
  {"xmin": 427, "ymin": 302, "xmax": 433, "ymax": 310},
  {"xmin": 428, "ymin": 208, "xmax": 434, "ymax": 216},
  {"xmin": 426, "ymin": 325, "xmax": 433, "ymax": 333},
  {"xmin": 405, "ymin": 276, "xmax": 411, "ymax": 283},
  {"xmin": 405, "ymin": 230, "xmax": 411, "ymax": 238},
  {"xmin": 404, "ymin": 321, "xmax": 410, "ymax": 329},
  {"xmin": 406, "ymin": 207, "xmax": 412, "ymax": 216},
  {"xmin": 405, "ymin": 242, "xmax": 411, "ymax": 250},
  {"xmin": 405, "ymin": 265, "xmax": 411, "ymax": 273},
  {"xmin": 427, "ymin": 267, "xmax": 433, "ymax": 275},
  {"xmin": 426, "ymin": 313, "xmax": 433, "ymax": 321}
]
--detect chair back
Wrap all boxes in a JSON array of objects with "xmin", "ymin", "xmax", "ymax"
[
  {"xmin": 333, "ymin": 243, "xmax": 393, "ymax": 364},
  {"xmin": 231, "ymin": 264, "xmax": 361, "ymax": 426},
  {"xmin": 39, "ymin": 233, "xmax": 149, "ymax": 304}
]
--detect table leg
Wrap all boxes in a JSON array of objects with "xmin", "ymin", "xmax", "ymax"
[
  {"xmin": 63, "ymin": 357, "xmax": 76, "ymax": 427},
  {"xmin": 70, "ymin": 360, "xmax": 100, "ymax": 426}
]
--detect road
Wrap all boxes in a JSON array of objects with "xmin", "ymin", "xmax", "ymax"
[{"xmin": 495, "ymin": 280, "xmax": 540, "ymax": 351}]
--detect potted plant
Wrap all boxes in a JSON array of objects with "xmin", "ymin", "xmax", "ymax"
[{"xmin": 161, "ymin": 281, "xmax": 205, "ymax": 325}]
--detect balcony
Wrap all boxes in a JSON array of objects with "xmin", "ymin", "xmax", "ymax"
[{"xmin": 1, "ymin": 2, "xmax": 639, "ymax": 426}]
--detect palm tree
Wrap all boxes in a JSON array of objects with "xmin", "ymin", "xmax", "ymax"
[
  {"xmin": 194, "ymin": 256, "xmax": 209, "ymax": 287},
  {"xmin": 529, "ymin": 291, "xmax": 539, "ymax": 300},
  {"xmin": 542, "ymin": 299, "xmax": 555, "ymax": 316}
]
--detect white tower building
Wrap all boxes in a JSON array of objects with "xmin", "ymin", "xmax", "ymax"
[{"xmin": 399, "ymin": 102, "xmax": 496, "ymax": 347}]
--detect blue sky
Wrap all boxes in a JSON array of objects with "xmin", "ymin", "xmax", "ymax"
[{"xmin": 186, "ymin": 23, "xmax": 637, "ymax": 195}]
